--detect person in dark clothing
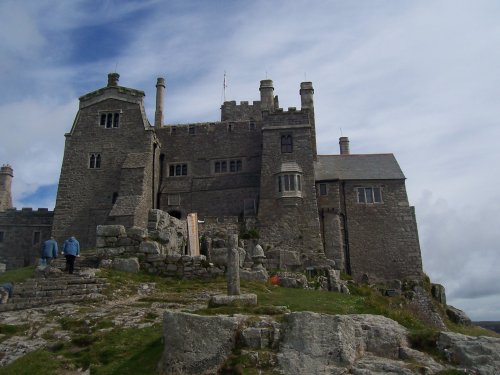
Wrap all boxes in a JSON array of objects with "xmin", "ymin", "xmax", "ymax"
[
  {"xmin": 62, "ymin": 236, "xmax": 80, "ymax": 274},
  {"xmin": 41, "ymin": 236, "xmax": 58, "ymax": 266}
]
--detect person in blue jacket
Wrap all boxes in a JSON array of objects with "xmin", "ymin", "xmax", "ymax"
[
  {"xmin": 62, "ymin": 236, "xmax": 80, "ymax": 274},
  {"xmin": 41, "ymin": 236, "xmax": 58, "ymax": 266}
]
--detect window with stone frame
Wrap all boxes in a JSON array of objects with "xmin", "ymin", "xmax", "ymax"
[
  {"xmin": 277, "ymin": 173, "xmax": 302, "ymax": 198},
  {"xmin": 357, "ymin": 187, "xmax": 383, "ymax": 204},
  {"xmin": 32, "ymin": 231, "xmax": 41, "ymax": 245},
  {"xmin": 189, "ymin": 125, "xmax": 196, "ymax": 135},
  {"xmin": 0, "ymin": 231, "xmax": 4, "ymax": 243},
  {"xmin": 89, "ymin": 153, "xmax": 101, "ymax": 169},
  {"xmin": 281, "ymin": 134, "xmax": 293, "ymax": 153},
  {"xmin": 168, "ymin": 163, "xmax": 188, "ymax": 177},
  {"xmin": 214, "ymin": 159, "xmax": 242, "ymax": 174},
  {"xmin": 319, "ymin": 183, "xmax": 328, "ymax": 196},
  {"xmin": 99, "ymin": 111, "xmax": 121, "ymax": 128}
]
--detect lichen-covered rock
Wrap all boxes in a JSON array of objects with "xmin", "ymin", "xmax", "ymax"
[
  {"xmin": 278, "ymin": 312, "xmax": 408, "ymax": 374},
  {"xmin": 112, "ymin": 258, "xmax": 140, "ymax": 273},
  {"xmin": 127, "ymin": 226, "xmax": 148, "ymax": 241},
  {"xmin": 96, "ymin": 225, "xmax": 126, "ymax": 237},
  {"xmin": 159, "ymin": 311, "xmax": 244, "ymax": 375},
  {"xmin": 239, "ymin": 268, "xmax": 269, "ymax": 282},
  {"xmin": 139, "ymin": 241, "xmax": 160, "ymax": 255},
  {"xmin": 437, "ymin": 331, "xmax": 500, "ymax": 375},
  {"xmin": 446, "ymin": 305, "xmax": 472, "ymax": 326},
  {"xmin": 209, "ymin": 247, "xmax": 246, "ymax": 268}
]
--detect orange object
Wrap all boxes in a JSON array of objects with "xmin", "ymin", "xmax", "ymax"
[{"xmin": 270, "ymin": 275, "xmax": 280, "ymax": 285}]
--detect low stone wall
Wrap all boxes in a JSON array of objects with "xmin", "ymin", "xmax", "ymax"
[{"xmin": 96, "ymin": 210, "xmax": 224, "ymax": 278}]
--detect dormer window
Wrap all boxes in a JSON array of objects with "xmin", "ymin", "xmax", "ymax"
[{"xmin": 99, "ymin": 111, "xmax": 121, "ymax": 128}]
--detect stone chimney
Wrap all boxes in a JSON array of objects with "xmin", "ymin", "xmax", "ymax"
[
  {"xmin": 155, "ymin": 77, "xmax": 166, "ymax": 127},
  {"xmin": 259, "ymin": 79, "xmax": 275, "ymax": 111},
  {"xmin": 0, "ymin": 164, "xmax": 13, "ymax": 211},
  {"xmin": 107, "ymin": 73, "xmax": 120, "ymax": 87},
  {"xmin": 300, "ymin": 81, "xmax": 314, "ymax": 109},
  {"xmin": 300, "ymin": 81, "xmax": 317, "ymax": 159},
  {"xmin": 339, "ymin": 137, "xmax": 350, "ymax": 155}
]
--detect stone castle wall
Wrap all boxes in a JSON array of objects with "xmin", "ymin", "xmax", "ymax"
[
  {"xmin": 52, "ymin": 93, "xmax": 156, "ymax": 249},
  {"xmin": 0, "ymin": 208, "xmax": 53, "ymax": 269},
  {"xmin": 342, "ymin": 179, "xmax": 422, "ymax": 282},
  {"xmin": 155, "ymin": 121, "xmax": 262, "ymax": 219},
  {"xmin": 257, "ymin": 109, "xmax": 324, "ymax": 268}
]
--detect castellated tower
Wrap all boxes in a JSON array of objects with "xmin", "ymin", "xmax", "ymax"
[
  {"xmin": 0, "ymin": 164, "xmax": 13, "ymax": 211},
  {"xmin": 257, "ymin": 81, "xmax": 325, "ymax": 268},
  {"xmin": 52, "ymin": 73, "xmax": 159, "ymax": 248}
]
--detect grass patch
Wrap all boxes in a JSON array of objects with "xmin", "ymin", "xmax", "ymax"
[
  {"xmin": 0, "ymin": 324, "xmax": 29, "ymax": 337},
  {"xmin": 0, "ymin": 325, "xmax": 163, "ymax": 375},
  {"xmin": 0, "ymin": 350, "xmax": 60, "ymax": 375},
  {"xmin": 0, "ymin": 266, "xmax": 34, "ymax": 284}
]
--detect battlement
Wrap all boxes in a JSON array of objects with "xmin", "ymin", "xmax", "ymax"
[
  {"xmin": 221, "ymin": 100, "xmax": 262, "ymax": 122},
  {"xmin": 261, "ymin": 107, "xmax": 311, "ymax": 128},
  {"xmin": 159, "ymin": 120, "xmax": 261, "ymax": 136},
  {"xmin": 1, "ymin": 207, "xmax": 53, "ymax": 215}
]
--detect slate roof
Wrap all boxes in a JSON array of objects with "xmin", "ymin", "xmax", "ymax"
[{"xmin": 314, "ymin": 154, "xmax": 405, "ymax": 181}]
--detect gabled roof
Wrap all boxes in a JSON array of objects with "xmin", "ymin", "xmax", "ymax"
[{"xmin": 315, "ymin": 154, "xmax": 405, "ymax": 181}]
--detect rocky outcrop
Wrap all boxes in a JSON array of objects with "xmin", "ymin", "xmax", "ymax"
[
  {"xmin": 446, "ymin": 305, "xmax": 472, "ymax": 326},
  {"xmin": 161, "ymin": 311, "xmax": 478, "ymax": 374},
  {"xmin": 158, "ymin": 311, "xmax": 244, "ymax": 375},
  {"xmin": 278, "ymin": 312, "xmax": 409, "ymax": 374},
  {"xmin": 437, "ymin": 331, "xmax": 500, "ymax": 375}
]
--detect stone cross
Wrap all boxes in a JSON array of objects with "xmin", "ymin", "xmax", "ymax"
[{"xmin": 227, "ymin": 234, "xmax": 240, "ymax": 296}]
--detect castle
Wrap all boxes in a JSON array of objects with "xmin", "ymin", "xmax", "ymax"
[{"xmin": 0, "ymin": 73, "xmax": 423, "ymax": 282}]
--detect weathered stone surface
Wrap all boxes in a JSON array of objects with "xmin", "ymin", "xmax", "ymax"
[
  {"xmin": 96, "ymin": 225, "xmax": 126, "ymax": 237},
  {"xmin": 239, "ymin": 268, "xmax": 269, "ymax": 282},
  {"xmin": 278, "ymin": 273, "xmax": 308, "ymax": 288},
  {"xmin": 208, "ymin": 293, "xmax": 257, "ymax": 307},
  {"xmin": 96, "ymin": 247, "xmax": 126, "ymax": 258},
  {"xmin": 209, "ymin": 247, "xmax": 246, "ymax": 268},
  {"xmin": 431, "ymin": 283, "xmax": 446, "ymax": 305},
  {"xmin": 139, "ymin": 241, "xmax": 160, "ymax": 255},
  {"xmin": 0, "ymin": 336, "xmax": 47, "ymax": 367},
  {"xmin": 437, "ymin": 331, "xmax": 500, "ymax": 375},
  {"xmin": 349, "ymin": 355, "xmax": 415, "ymax": 375},
  {"xmin": 159, "ymin": 311, "xmax": 243, "ymax": 375},
  {"xmin": 446, "ymin": 305, "xmax": 472, "ymax": 326},
  {"xmin": 227, "ymin": 235, "xmax": 240, "ymax": 296},
  {"xmin": 112, "ymin": 258, "xmax": 140, "ymax": 273},
  {"xmin": 127, "ymin": 226, "xmax": 148, "ymax": 241},
  {"xmin": 277, "ymin": 312, "xmax": 408, "ymax": 374}
]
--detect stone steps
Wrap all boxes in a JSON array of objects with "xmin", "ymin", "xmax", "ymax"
[{"xmin": 0, "ymin": 253, "xmax": 108, "ymax": 312}]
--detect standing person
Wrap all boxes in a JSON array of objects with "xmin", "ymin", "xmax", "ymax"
[
  {"xmin": 62, "ymin": 236, "xmax": 80, "ymax": 274},
  {"xmin": 41, "ymin": 236, "xmax": 58, "ymax": 266}
]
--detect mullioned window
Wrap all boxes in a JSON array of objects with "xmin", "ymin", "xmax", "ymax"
[
  {"xmin": 99, "ymin": 111, "xmax": 121, "ymax": 128},
  {"xmin": 89, "ymin": 153, "xmax": 101, "ymax": 169},
  {"xmin": 357, "ymin": 187, "xmax": 383, "ymax": 204}
]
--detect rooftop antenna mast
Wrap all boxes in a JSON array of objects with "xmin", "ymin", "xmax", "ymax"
[{"xmin": 222, "ymin": 71, "xmax": 228, "ymax": 104}]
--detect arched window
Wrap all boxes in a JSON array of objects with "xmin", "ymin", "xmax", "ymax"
[{"xmin": 89, "ymin": 153, "xmax": 101, "ymax": 169}]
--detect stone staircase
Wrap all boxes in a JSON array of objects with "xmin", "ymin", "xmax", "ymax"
[{"xmin": 0, "ymin": 253, "xmax": 108, "ymax": 312}]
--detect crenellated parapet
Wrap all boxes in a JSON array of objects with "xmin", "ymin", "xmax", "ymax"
[{"xmin": 221, "ymin": 100, "xmax": 262, "ymax": 121}]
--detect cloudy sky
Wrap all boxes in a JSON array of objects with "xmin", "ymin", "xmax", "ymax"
[{"xmin": 1, "ymin": 0, "xmax": 499, "ymax": 320}]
